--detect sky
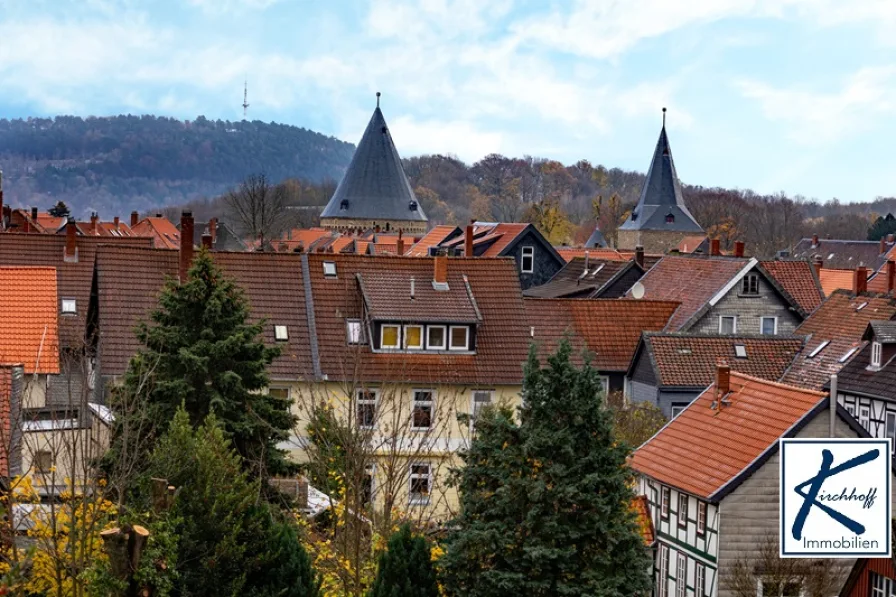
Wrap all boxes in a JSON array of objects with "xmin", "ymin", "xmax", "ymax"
[{"xmin": 1, "ymin": 0, "xmax": 895, "ymax": 202}]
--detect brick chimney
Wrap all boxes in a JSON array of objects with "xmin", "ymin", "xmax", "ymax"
[
  {"xmin": 635, "ymin": 245, "xmax": 645, "ymax": 269},
  {"xmin": 64, "ymin": 218, "xmax": 78, "ymax": 262},
  {"xmin": 31, "ymin": 206, "xmax": 38, "ymax": 220},
  {"xmin": 433, "ymin": 252, "xmax": 448, "ymax": 289},
  {"xmin": 179, "ymin": 211, "xmax": 195, "ymax": 283},
  {"xmin": 734, "ymin": 241, "xmax": 745, "ymax": 258},
  {"xmin": 813, "ymin": 255, "xmax": 823, "ymax": 278},
  {"xmin": 90, "ymin": 212, "xmax": 98, "ymax": 235},
  {"xmin": 812, "ymin": 234, "xmax": 819, "ymax": 248},
  {"xmin": 201, "ymin": 233, "xmax": 213, "ymax": 250},
  {"xmin": 716, "ymin": 363, "xmax": 731, "ymax": 398},
  {"xmin": 130, "ymin": 211, "xmax": 139, "ymax": 227},
  {"xmin": 854, "ymin": 266, "xmax": 868, "ymax": 295},
  {"xmin": 710, "ymin": 238, "xmax": 721, "ymax": 256},
  {"xmin": 465, "ymin": 222, "xmax": 474, "ymax": 257},
  {"xmin": 113, "ymin": 216, "xmax": 120, "ymax": 230},
  {"xmin": 209, "ymin": 217, "xmax": 217, "ymax": 244},
  {"xmin": 881, "ymin": 237, "xmax": 887, "ymax": 254},
  {"xmin": 396, "ymin": 230, "xmax": 405, "ymax": 256},
  {"xmin": 888, "ymin": 260, "xmax": 895, "ymax": 295}
]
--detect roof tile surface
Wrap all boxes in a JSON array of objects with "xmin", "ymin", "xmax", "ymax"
[
  {"xmin": 759, "ymin": 260, "xmax": 824, "ymax": 314},
  {"xmin": 0, "ymin": 267, "xmax": 60, "ymax": 374}
]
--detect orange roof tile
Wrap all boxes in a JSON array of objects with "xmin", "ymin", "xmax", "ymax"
[
  {"xmin": 631, "ymin": 372, "xmax": 826, "ymax": 499},
  {"xmin": 0, "ymin": 267, "xmax": 60, "ymax": 374},
  {"xmin": 759, "ymin": 260, "xmax": 824, "ymax": 314},
  {"xmin": 330, "ymin": 237, "xmax": 355, "ymax": 253},
  {"xmin": 130, "ymin": 217, "xmax": 181, "ymax": 249},
  {"xmin": 35, "ymin": 213, "xmax": 66, "ymax": 232},
  {"xmin": 676, "ymin": 235, "xmax": 708, "ymax": 254},
  {"xmin": 819, "ymin": 268, "xmax": 860, "ymax": 296},
  {"xmin": 472, "ymin": 223, "xmax": 529, "ymax": 257},
  {"xmin": 407, "ymin": 226, "xmax": 462, "ymax": 256}
]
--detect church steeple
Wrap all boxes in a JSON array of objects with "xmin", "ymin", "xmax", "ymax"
[{"xmin": 320, "ymin": 93, "xmax": 428, "ymax": 234}]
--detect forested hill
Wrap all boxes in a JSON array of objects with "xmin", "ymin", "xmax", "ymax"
[{"xmin": 0, "ymin": 115, "xmax": 355, "ymax": 217}]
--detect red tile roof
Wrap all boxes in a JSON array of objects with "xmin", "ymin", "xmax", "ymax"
[
  {"xmin": 471, "ymin": 223, "xmax": 529, "ymax": 257},
  {"xmin": 359, "ymin": 269, "xmax": 480, "ymax": 323},
  {"xmin": 406, "ymin": 226, "xmax": 461, "ymax": 256},
  {"xmin": 676, "ymin": 235, "xmax": 708, "ymax": 254},
  {"xmin": 631, "ymin": 256, "xmax": 750, "ymax": 331},
  {"xmin": 0, "ymin": 267, "xmax": 60, "ymax": 374},
  {"xmin": 759, "ymin": 260, "xmax": 824, "ymax": 314},
  {"xmin": 632, "ymin": 495, "xmax": 655, "ymax": 546},
  {"xmin": 641, "ymin": 334, "xmax": 804, "ymax": 387},
  {"xmin": 130, "ymin": 217, "xmax": 181, "ymax": 249},
  {"xmin": 35, "ymin": 213, "xmax": 66, "ymax": 232},
  {"xmin": 526, "ymin": 299, "xmax": 680, "ymax": 371},
  {"xmin": 631, "ymin": 372, "xmax": 826, "ymax": 499},
  {"xmin": 0, "ymin": 233, "xmax": 153, "ymax": 348},
  {"xmin": 818, "ymin": 268, "xmax": 859, "ymax": 296},
  {"xmin": 781, "ymin": 291, "xmax": 896, "ymax": 390}
]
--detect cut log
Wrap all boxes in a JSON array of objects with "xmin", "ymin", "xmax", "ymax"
[
  {"xmin": 100, "ymin": 527, "xmax": 130, "ymax": 581},
  {"xmin": 128, "ymin": 525, "xmax": 150, "ymax": 572}
]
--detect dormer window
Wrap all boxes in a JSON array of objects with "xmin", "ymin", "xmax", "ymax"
[
  {"xmin": 665, "ymin": 213, "xmax": 675, "ymax": 224},
  {"xmin": 381, "ymin": 324, "xmax": 401, "ymax": 349},
  {"xmin": 872, "ymin": 341, "xmax": 883, "ymax": 368},
  {"xmin": 274, "ymin": 325, "xmax": 289, "ymax": 342},
  {"xmin": 404, "ymin": 325, "xmax": 424, "ymax": 350},
  {"xmin": 521, "ymin": 246, "xmax": 534, "ymax": 274},
  {"xmin": 449, "ymin": 326, "xmax": 469, "ymax": 351},
  {"xmin": 742, "ymin": 274, "xmax": 759, "ymax": 295},
  {"xmin": 427, "ymin": 325, "xmax": 447, "ymax": 350}
]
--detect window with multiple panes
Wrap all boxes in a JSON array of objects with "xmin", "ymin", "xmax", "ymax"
[
  {"xmin": 661, "ymin": 486, "xmax": 670, "ymax": 519},
  {"xmin": 268, "ymin": 387, "xmax": 290, "ymax": 401},
  {"xmin": 860, "ymin": 405, "xmax": 871, "ymax": 429},
  {"xmin": 742, "ymin": 273, "xmax": 760, "ymax": 295},
  {"xmin": 719, "ymin": 316, "xmax": 737, "ymax": 334},
  {"xmin": 658, "ymin": 545, "xmax": 669, "ymax": 597},
  {"xmin": 357, "ymin": 390, "xmax": 378, "ymax": 429},
  {"xmin": 409, "ymin": 463, "xmax": 432, "ymax": 505},
  {"xmin": 380, "ymin": 324, "xmax": 401, "ymax": 349},
  {"xmin": 695, "ymin": 563, "xmax": 705, "ymax": 596},
  {"xmin": 678, "ymin": 493, "xmax": 688, "ymax": 528},
  {"xmin": 412, "ymin": 390, "xmax": 434, "ymax": 430},
  {"xmin": 61, "ymin": 298, "xmax": 77, "ymax": 314},
  {"xmin": 427, "ymin": 325, "xmax": 446, "ymax": 350},
  {"xmin": 449, "ymin": 326, "xmax": 469, "ymax": 351},
  {"xmin": 521, "ymin": 246, "xmax": 534, "ymax": 273},
  {"xmin": 471, "ymin": 390, "xmax": 493, "ymax": 422},
  {"xmin": 697, "ymin": 501, "xmax": 706, "ymax": 535},
  {"xmin": 34, "ymin": 450, "xmax": 53, "ymax": 474},
  {"xmin": 871, "ymin": 572, "xmax": 896, "ymax": 597},
  {"xmin": 761, "ymin": 316, "xmax": 777, "ymax": 335},
  {"xmin": 873, "ymin": 341, "xmax": 883, "ymax": 368},
  {"xmin": 404, "ymin": 325, "xmax": 424, "ymax": 350},
  {"xmin": 346, "ymin": 319, "xmax": 365, "ymax": 344},
  {"xmin": 676, "ymin": 553, "xmax": 686, "ymax": 597}
]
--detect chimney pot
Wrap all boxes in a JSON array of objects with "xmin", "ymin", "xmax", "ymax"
[
  {"xmin": 854, "ymin": 266, "xmax": 868, "ymax": 295},
  {"xmin": 710, "ymin": 238, "xmax": 721, "ymax": 257},
  {"xmin": 179, "ymin": 211, "xmax": 195, "ymax": 283},
  {"xmin": 465, "ymin": 223, "xmax": 474, "ymax": 257},
  {"xmin": 31, "ymin": 206, "xmax": 38, "ymax": 220},
  {"xmin": 64, "ymin": 218, "xmax": 78, "ymax": 262},
  {"xmin": 130, "ymin": 211, "xmax": 139, "ymax": 227},
  {"xmin": 635, "ymin": 245, "xmax": 645, "ymax": 269},
  {"xmin": 717, "ymin": 363, "xmax": 731, "ymax": 398},
  {"xmin": 734, "ymin": 241, "xmax": 745, "ymax": 258},
  {"xmin": 812, "ymin": 234, "xmax": 819, "ymax": 248}
]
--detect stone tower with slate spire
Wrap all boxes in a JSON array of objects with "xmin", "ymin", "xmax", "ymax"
[
  {"xmin": 617, "ymin": 109, "xmax": 703, "ymax": 253},
  {"xmin": 320, "ymin": 93, "xmax": 428, "ymax": 235}
]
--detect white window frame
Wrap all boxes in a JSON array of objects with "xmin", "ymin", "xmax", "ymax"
[
  {"xmin": 448, "ymin": 325, "xmax": 469, "ymax": 351},
  {"xmin": 426, "ymin": 325, "xmax": 447, "ymax": 350},
  {"xmin": 871, "ymin": 571, "xmax": 896, "ymax": 596},
  {"xmin": 658, "ymin": 544, "xmax": 669, "ymax": 597},
  {"xmin": 598, "ymin": 375, "xmax": 610, "ymax": 394},
  {"xmin": 322, "ymin": 261, "xmax": 337, "ymax": 277},
  {"xmin": 671, "ymin": 403, "xmax": 688, "ymax": 419},
  {"xmin": 661, "ymin": 486, "xmax": 670, "ymax": 519},
  {"xmin": 380, "ymin": 324, "xmax": 401, "ymax": 350},
  {"xmin": 33, "ymin": 449, "xmax": 54, "ymax": 474},
  {"xmin": 872, "ymin": 341, "xmax": 883, "ymax": 368},
  {"xmin": 676, "ymin": 552, "xmax": 687, "ymax": 597},
  {"xmin": 760, "ymin": 316, "xmax": 778, "ymax": 335},
  {"xmin": 860, "ymin": 404, "xmax": 871, "ymax": 429},
  {"xmin": 411, "ymin": 390, "xmax": 434, "ymax": 431},
  {"xmin": 742, "ymin": 273, "xmax": 760, "ymax": 295},
  {"xmin": 60, "ymin": 298, "xmax": 77, "ymax": 314},
  {"xmin": 678, "ymin": 493, "xmax": 688, "ymax": 529},
  {"xmin": 346, "ymin": 319, "xmax": 365, "ymax": 345},
  {"xmin": 520, "ymin": 246, "xmax": 534, "ymax": 274},
  {"xmin": 274, "ymin": 325, "xmax": 289, "ymax": 342},
  {"xmin": 887, "ymin": 412, "xmax": 896, "ymax": 453},
  {"xmin": 356, "ymin": 389, "xmax": 378, "ymax": 429},
  {"xmin": 696, "ymin": 562, "xmax": 705, "ymax": 597},
  {"xmin": 846, "ymin": 403, "xmax": 855, "ymax": 416},
  {"xmin": 404, "ymin": 324, "xmax": 424, "ymax": 351},
  {"xmin": 718, "ymin": 315, "xmax": 737, "ymax": 334},
  {"xmin": 409, "ymin": 463, "xmax": 432, "ymax": 506},
  {"xmin": 697, "ymin": 501, "xmax": 706, "ymax": 536}
]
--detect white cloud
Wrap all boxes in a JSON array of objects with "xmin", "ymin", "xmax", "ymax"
[
  {"xmin": 186, "ymin": 0, "xmax": 285, "ymax": 15},
  {"xmin": 387, "ymin": 116, "xmax": 506, "ymax": 162}
]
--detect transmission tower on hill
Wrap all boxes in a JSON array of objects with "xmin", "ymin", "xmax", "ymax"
[{"xmin": 242, "ymin": 79, "xmax": 250, "ymax": 120}]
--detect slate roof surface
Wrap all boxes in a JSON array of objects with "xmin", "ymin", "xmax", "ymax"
[
  {"xmin": 556, "ymin": 247, "xmax": 630, "ymax": 262},
  {"xmin": 629, "ymin": 255, "xmax": 750, "ymax": 331},
  {"xmin": 868, "ymin": 321, "xmax": 896, "ymax": 343},
  {"xmin": 818, "ymin": 268, "xmax": 860, "ymax": 296},
  {"xmin": 836, "ymin": 342, "xmax": 896, "ymax": 399},
  {"xmin": 631, "ymin": 372, "xmax": 826, "ymax": 499},
  {"xmin": 523, "ymin": 257, "xmax": 631, "ymax": 299},
  {"xmin": 585, "ymin": 226, "xmax": 607, "ymax": 248},
  {"xmin": 792, "ymin": 238, "xmax": 895, "ymax": 271},
  {"xmin": 309, "ymin": 254, "xmax": 530, "ymax": 384},
  {"xmin": 95, "ymin": 247, "xmax": 313, "ymax": 379},
  {"xmin": 0, "ymin": 267, "xmax": 60, "ymax": 374},
  {"xmin": 358, "ymin": 269, "xmax": 480, "ymax": 323},
  {"xmin": 525, "ymin": 298, "xmax": 680, "ymax": 371},
  {"xmin": 781, "ymin": 291, "xmax": 896, "ymax": 390},
  {"xmin": 759, "ymin": 260, "xmax": 824, "ymax": 314},
  {"xmin": 640, "ymin": 333, "xmax": 805, "ymax": 388},
  {"xmin": 619, "ymin": 126, "xmax": 703, "ymax": 233},
  {"xmin": 321, "ymin": 106, "xmax": 426, "ymax": 224},
  {"xmin": 406, "ymin": 226, "xmax": 462, "ymax": 256},
  {"xmin": 0, "ymin": 233, "xmax": 153, "ymax": 348}
]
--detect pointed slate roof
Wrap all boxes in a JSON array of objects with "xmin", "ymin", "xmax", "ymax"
[
  {"xmin": 321, "ymin": 98, "xmax": 427, "ymax": 225},
  {"xmin": 619, "ymin": 120, "xmax": 703, "ymax": 233},
  {"xmin": 585, "ymin": 225, "xmax": 607, "ymax": 247}
]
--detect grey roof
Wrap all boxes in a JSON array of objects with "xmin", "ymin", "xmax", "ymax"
[
  {"xmin": 619, "ymin": 126, "xmax": 703, "ymax": 233},
  {"xmin": 321, "ymin": 105, "xmax": 427, "ymax": 224},
  {"xmin": 585, "ymin": 225, "xmax": 607, "ymax": 248},
  {"xmin": 865, "ymin": 321, "xmax": 896, "ymax": 343},
  {"xmin": 181, "ymin": 220, "xmax": 247, "ymax": 252},
  {"xmin": 791, "ymin": 238, "xmax": 894, "ymax": 270}
]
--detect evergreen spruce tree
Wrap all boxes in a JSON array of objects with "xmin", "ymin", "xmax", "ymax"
[
  {"xmin": 441, "ymin": 341, "xmax": 652, "ymax": 597},
  {"xmin": 369, "ymin": 524, "xmax": 439, "ymax": 597},
  {"xmin": 121, "ymin": 249, "xmax": 296, "ymax": 479},
  {"xmin": 48, "ymin": 200, "xmax": 71, "ymax": 218}
]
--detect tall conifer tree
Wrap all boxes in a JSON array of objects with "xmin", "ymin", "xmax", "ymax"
[{"xmin": 369, "ymin": 524, "xmax": 439, "ymax": 597}]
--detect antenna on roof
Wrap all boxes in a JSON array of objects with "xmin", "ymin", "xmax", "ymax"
[
  {"xmin": 376, "ymin": 91, "xmax": 381, "ymax": 108},
  {"xmin": 242, "ymin": 79, "xmax": 250, "ymax": 120},
  {"xmin": 662, "ymin": 107, "xmax": 667, "ymax": 128}
]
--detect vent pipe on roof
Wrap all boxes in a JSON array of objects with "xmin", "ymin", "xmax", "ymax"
[
  {"xmin": 465, "ymin": 222, "xmax": 474, "ymax": 257},
  {"xmin": 710, "ymin": 238, "xmax": 721, "ymax": 257},
  {"xmin": 734, "ymin": 241, "xmax": 745, "ymax": 258},
  {"xmin": 179, "ymin": 211, "xmax": 194, "ymax": 283},
  {"xmin": 829, "ymin": 374, "xmax": 838, "ymax": 437},
  {"xmin": 854, "ymin": 266, "xmax": 868, "ymax": 295},
  {"xmin": 64, "ymin": 217, "xmax": 78, "ymax": 263},
  {"xmin": 130, "ymin": 211, "xmax": 139, "ymax": 227}
]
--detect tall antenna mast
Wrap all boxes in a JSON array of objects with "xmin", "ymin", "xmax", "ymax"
[{"xmin": 242, "ymin": 79, "xmax": 250, "ymax": 120}]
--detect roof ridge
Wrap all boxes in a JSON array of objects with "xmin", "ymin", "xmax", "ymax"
[{"xmin": 728, "ymin": 370, "xmax": 826, "ymax": 396}]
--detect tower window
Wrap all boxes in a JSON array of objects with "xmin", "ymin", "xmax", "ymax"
[
  {"xmin": 340, "ymin": 199, "xmax": 349, "ymax": 211},
  {"xmin": 409, "ymin": 201, "xmax": 418, "ymax": 211},
  {"xmin": 665, "ymin": 213, "xmax": 675, "ymax": 223}
]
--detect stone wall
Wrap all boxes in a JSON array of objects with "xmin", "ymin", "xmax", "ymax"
[
  {"xmin": 320, "ymin": 217, "xmax": 428, "ymax": 236},
  {"xmin": 617, "ymin": 229, "xmax": 696, "ymax": 253}
]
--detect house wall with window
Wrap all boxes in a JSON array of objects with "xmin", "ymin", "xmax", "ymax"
[
  {"xmin": 504, "ymin": 229, "xmax": 564, "ymax": 290},
  {"xmin": 638, "ymin": 476, "xmax": 719, "ymax": 597},
  {"xmin": 688, "ymin": 273, "xmax": 800, "ymax": 336},
  {"xmin": 838, "ymin": 392, "xmax": 896, "ymax": 445}
]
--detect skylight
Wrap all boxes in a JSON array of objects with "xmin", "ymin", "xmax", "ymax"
[
  {"xmin": 855, "ymin": 302, "xmax": 868, "ymax": 311},
  {"xmin": 734, "ymin": 344, "xmax": 747, "ymax": 359},
  {"xmin": 589, "ymin": 264, "xmax": 605, "ymax": 278},
  {"xmin": 323, "ymin": 261, "xmax": 337, "ymax": 277},
  {"xmin": 808, "ymin": 340, "xmax": 830, "ymax": 358},
  {"xmin": 274, "ymin": 325, "xmax": 289, "ymax": 341},
  {"xmin": 838, "ymin": 347, "xmax": 859, "ymax": 364}
]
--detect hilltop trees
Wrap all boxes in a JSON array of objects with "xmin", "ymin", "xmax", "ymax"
[{"xmin": 440, "ymin": 342, "xmax": 652, "ymax": 596}]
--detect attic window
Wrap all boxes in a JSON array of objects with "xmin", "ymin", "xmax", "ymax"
[
  {"xmin": 274, "ymin": 325, "xmax": 289, "ymax": 342},
  {"xmin": 734, "ymin": 344, "xmax": 747, "ymax": 359},
  {"xmin": 665, "ymin": 213, "xmax": 675, "ymax": 224},
  {"xmin": 631, "ymin": 211, "xmax": 638, "ymax": 222},
  {"xmin": 589, "ymin": 264, "xmax": 605, "ymax": 278},
  {"xmin": 808, "ymin": 340, "xmax": 830, "ymax": 358},
  {"xmin": 409, "ymin": 201, "xmax": 418, "ymax": 211},
  {"xmin": 323, "ymin": 261, "xmax": 337, "ymax": 277},
  {"xmin": 741, "ymin": 274, "xmax": 760, "ymax": 296},
  {"xmin": 340, "ymin": 199, "xmax": 349, "ymax": 211},
  {"xmin": 61, "ymin": 298, "xmax": 77, "ymax": 314},
  {"xmin": 872, "ymin": 341, "xmax": 883, "ymax": 368},
  {"xmin": 839, "ymin": 346, "xmax": 860, "ymax": 364}
]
